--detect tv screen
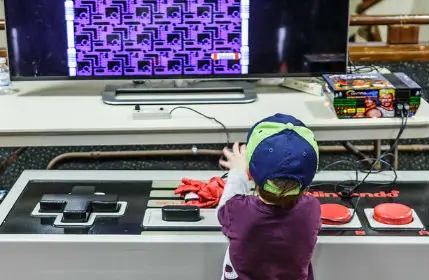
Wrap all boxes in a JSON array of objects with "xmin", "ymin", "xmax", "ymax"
[{"xmin": 4, "ymin": 0, "xmax": 350, "ymax": 80}]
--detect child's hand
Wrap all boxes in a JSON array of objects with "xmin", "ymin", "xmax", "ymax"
[{"xmin": 219, "ymin": 142, "xmax": 247, "ymax": 172}]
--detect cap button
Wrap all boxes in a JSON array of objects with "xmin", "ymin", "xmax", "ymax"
[{"xmin": 286, "ymin": 123, "xmax": 294, "ymax": 129}]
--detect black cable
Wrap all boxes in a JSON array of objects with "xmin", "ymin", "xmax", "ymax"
[
  {"xmin": 319, "ymin": 106, "xmax": 408, "ymax": 224},
  {"xmin": 169, "ymin": 106, "xmax": 230, "ymax": 147},
  {"xmin": 349, "ymin": 108, "xmax": 407, "ymax": 192},
  {"xmin": 347, "ymin": 54, "xmax": 379, "ymax": 74},
  {"xmin": 310, "ymin": 158, "xmax": 362, "ymax": 224},
  {"xmin": 169, "ymin": 106, "xmax": 230, "ymax": 172},
  {"xmin": 357, "ymin": 156, "xmax": 398, "ymax": 185},
  {"xmin": 318, "ymin": 156, "xmax": 399, "ymax": 224},
  {"xmin": 332, "ymin": 107, "xmax": 406, "ymax": 194}
]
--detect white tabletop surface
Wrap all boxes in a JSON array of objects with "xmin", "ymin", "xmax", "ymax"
[{"xmin": 0, "ymin": 80, "xmax": 428, "ymax": 147}]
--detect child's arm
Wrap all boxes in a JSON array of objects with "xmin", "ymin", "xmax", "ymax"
[
  {"xmin": 216, "ymin": 168, "xmax": 252, "ymax": 214},
  {"xmin": 216, "ymin": 143, "xmax": 250, "ymax": 235}
]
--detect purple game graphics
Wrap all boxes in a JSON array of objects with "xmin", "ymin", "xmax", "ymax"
[{"xmin": 73, "ymin": 0, "xmax": 246, "ymax": 77}]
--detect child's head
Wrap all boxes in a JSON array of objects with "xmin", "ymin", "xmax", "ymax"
[{"xmin": 246, "ymin": 114, "xmax": 319, "ymax": 208}]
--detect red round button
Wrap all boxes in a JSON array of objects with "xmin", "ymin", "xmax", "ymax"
[
  {"xmin": 321, "ymin": 204, "xmax": 351, "ymax": 225},
  {"xmin": 373, "ymin": 203, "xmax": 413, "ymax": 225}
]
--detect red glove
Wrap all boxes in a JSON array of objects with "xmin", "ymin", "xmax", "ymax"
[
  {"xmin": 174, "ymin": 178, "xmax": 205, "ymax": 199},
  {"xmin": 174, "ymin": 177, "xmax": 225, "ymax": 208},
  {"xmin": 194, "ymin": 178, "xmax": 224, "ymax": 207}
]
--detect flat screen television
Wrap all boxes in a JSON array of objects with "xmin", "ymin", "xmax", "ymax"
[{"xmin": 4, "ymin": 0, "xmax": 350, "ymax": 81}]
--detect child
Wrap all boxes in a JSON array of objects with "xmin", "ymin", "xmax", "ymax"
[{"xmin": 217, "ymin": 113, "xmax": 321, "ymax": 280}]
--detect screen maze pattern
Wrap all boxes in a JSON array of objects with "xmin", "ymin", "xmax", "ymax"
[{"xmin": 74, "ymin": 0, "xmax": 243, "ymax": 76}]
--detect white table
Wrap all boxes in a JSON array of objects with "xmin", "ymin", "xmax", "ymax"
[{"xmin": 1, "ymin": 80, "xmax": 429, "ymax": 147}]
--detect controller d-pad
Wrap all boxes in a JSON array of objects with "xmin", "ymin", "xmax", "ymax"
[{"xmin": 32, "ymin": 186, "xmax": 126, "ymax": 227}]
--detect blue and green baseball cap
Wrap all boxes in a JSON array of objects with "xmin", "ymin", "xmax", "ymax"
[{"xmin": 246, "ymin": 114, "xmax": 319, "ymax": 196}]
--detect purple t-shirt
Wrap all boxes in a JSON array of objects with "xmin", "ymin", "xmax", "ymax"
[{"xmin": 216, "ymin": 169, "xmax": 321, "ymax": 280}]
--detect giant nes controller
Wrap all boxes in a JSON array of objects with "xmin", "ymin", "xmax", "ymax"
[{"xmin": 0, "ymin": 170, "xmax": 428, "ymax": 280}]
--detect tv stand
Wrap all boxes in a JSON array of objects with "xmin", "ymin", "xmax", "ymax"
[{"xmin": 101, "ymin": 79, "xmax": 258, "ymax": 105}]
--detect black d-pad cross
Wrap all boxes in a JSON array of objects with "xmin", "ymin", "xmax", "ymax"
[{"xmin": 38, "ymin": 186, "xmax": 119, "ymax": 223}]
